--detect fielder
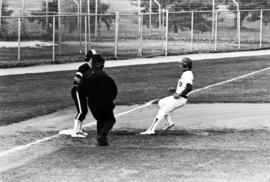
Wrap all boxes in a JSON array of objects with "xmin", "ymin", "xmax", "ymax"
[
  {"xmin": 140, "ymin": 57, "xmax": 194, "ymax": 135},
  {"xmin": 71, "ymin": 49, "xmax": 97, "ymax": 137}
]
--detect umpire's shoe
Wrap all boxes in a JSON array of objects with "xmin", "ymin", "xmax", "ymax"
[{"xmin": 97, "ymin": 135, "xmax": 109, "ymax": 146}]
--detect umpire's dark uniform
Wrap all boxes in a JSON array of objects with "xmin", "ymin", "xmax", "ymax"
[{"xmin": 79, "ymin": 55, "xmax": 117, "ymax": 146}]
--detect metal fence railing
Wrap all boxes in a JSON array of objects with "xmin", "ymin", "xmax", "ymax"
[{"xmin": 1, "ymin": 9, "xmax": 270, "ymax": 63}]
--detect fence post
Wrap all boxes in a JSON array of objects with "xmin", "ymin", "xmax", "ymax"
[
  {"xmin": 45, "ymin": 0, "xmax": 48, "ymax": 31},
  {"xmin": 260, "ymin": 9, "xmax": 263, "ymax": 48},
  {"xmin": 165, "ymin": 10, "xmax": 168, "ymax": 56},
  {"xmin": 162, "ymin": 9, "xmax": 165, "ymax": 32},
  {"xmin": 138, "ymin": 13, "xmax": 143, "ymax": 57},
  {"xmin": 17, "ymin": 17, "xmax": 21, "ymax": 61},
  {"xmin": 0, "ymin": 0, "xmax": 2, "ymax": 27},
  {"xmin": 84, "ymin": 16, "xmax": 87, "ymax": 54},
  {"xmin": 191, "ymin": 12, "xmax": 194, "ymax": 52},
  {"xmin": 138, "ymin": 0, "xmax": 141, "ymax": 33},
  {"xmin": 237, "ymin": 10, "xmax": 241, "ymax": 49},
  {"xmin": 214, "ymin": 11, "xmax": 218, "ymax": 51},
  {"xmin": 58, "ymin": 0, "xmax": 61, "ymax": 42},
  {"xmin": 211, "ymin": 0, "xmax": 215, "ymax": 40},
  {"xmin": 87, "ymin": 0, "xmax": 91, "ymax": 49},
  {"xmin": 149, "ymin": 0, "xmax": 152, "ymax": 29},
  {"xmin": 95, "ymin": 0, "xmax": 98, "ymax": 37},
  {"xmin": 79, "ymin": 0, "xmax": 82, "ymax": 53},
  {"xmin": 53, "ymin": 16, "xmax": 55, "ymax": 62},
  {"xmin": 114, "ymin": 12, "xmax": 119, "ymax": 58}
]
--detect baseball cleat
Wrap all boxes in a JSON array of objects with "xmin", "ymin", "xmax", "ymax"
[
  {"xmin": 139, "ymin": 130, "xmax": 155, "ymax": 135},
  {"xmin": 71, "ymin": 132, "xmax": 87, "ymax": 138},
  {"xmin": 78, "ymin": 129, "xmax": 88, "ymax": 136},
  {"xmin": 163, "ymin": 123, "xmax": 175, "ymax": 131}
]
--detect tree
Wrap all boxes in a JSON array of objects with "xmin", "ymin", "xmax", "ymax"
[
  {"xmin": 170, "ymin": 0, "xmax": 213, "ymax": 33},
  {"xmin": 0, "ymin": 1, "xmax": 13, "ymax": 39},
  {"xmin": 29, "ymin": 0, "xmax": 113, "ymax": 37},
  {"xmin": 228, "ymin": 0, "xmax": 270, "ymax": 27},
  {"xmin": 141, "ymin": 0, "xmax": 213, "ymax": 33}
]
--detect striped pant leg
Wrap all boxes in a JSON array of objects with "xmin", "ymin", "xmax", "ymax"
[{"xmin": 71, "ymin": 87, "xmax": 88, "ymax": 121}]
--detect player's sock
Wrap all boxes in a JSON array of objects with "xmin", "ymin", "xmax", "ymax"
[
  {"xmin": 148, "ymin": 118, "xmax": 161, "ymax": 132},
  {"xmin": 165, "ymin": 114, "xmax": 174, "ymax": 125},
  {"xmin": 76, "ymin": 120, "xmax": 88, "ymax": 136},
  {"xmin": 78, "ymin": 120, "xmax": 82, "ymax": 131},
  {"xmin": 73, "ymin": 119, "xmax": 80, "ymax": 134}
]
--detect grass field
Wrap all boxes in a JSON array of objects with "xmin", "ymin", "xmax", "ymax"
[
  {"xmin": 1, "ymin": 54, "xmax": 270, "ymax": 181},
  {"xmin": 1, "ymin": 55, "xmax": 270, "ymax": 126}
]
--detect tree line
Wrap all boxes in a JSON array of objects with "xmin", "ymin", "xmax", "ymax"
[{"xmin": 1, "ymin": 0, "xmax": 270, "ymax": 40}]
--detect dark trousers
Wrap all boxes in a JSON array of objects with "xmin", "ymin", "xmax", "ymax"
[
  {"xmin": 71, "ymin": 87, "xmax": 88, "ymax": 121},
  {"xmin": 91, "ymin": 108, "xmax": 116, "ymax": 137}
]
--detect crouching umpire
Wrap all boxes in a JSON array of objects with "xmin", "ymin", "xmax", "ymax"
[{"xmin": 79, "ymin": 54, "xmax": 117, "ymax": 146}]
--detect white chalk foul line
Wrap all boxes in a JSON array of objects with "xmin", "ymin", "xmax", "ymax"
[
  {"xmin": 189, "ymin": 66, "xmax": 270, "ymax": 95},
  {"xmin": 0, "ymin": 101, "xmax": 155, "ymax": 158},
  {"xmin": 1, "ymin": 66, "xmax": 270, "ymax": 158},
  {"xmin": 0, "ymin": 135, "xmax": 59, "ymax": 158}
]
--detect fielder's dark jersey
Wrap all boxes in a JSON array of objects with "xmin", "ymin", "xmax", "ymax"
[{"xmin": 73, "ymin": 63, "xmax": 91, "ymax": 86}]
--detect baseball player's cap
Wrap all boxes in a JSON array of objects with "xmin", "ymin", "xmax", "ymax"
[
  {"xmin": 85, "ymin": 49, "xmax": 97, "ymax": 61},
  {"xmin": 180, "ymin": 57, "xmax": 192, "ymax": 69}
]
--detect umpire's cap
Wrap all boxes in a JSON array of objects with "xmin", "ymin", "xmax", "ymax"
[
  {"xmin": 85, "ymin": 49, "xmax": 97, "ymax": 62},
  {"xmin": 92, "ymin": 54, "xmax": 105, "ymax": 69}
]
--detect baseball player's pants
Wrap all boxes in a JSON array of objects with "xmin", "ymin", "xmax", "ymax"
[
  {"xmin": 156, "ymin": 95, "xmax": 187, "ymax": 120},
  {"xmin": 71, "ymin": 87, "xmax": 88, "ymax": 121}
]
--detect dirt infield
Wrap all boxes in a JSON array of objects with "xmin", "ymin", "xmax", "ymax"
[
  {"xmin": 1, "ymin": 50, "xmax": 270, "ymax": 181},
  {"xmin": 1, "ymin": 103, "xmax": 270, "ymax": 177}
]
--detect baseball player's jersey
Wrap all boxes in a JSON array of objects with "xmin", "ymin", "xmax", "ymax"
[
  {"xmin": 175, "ymin": 70, "xmax": 194, "ymax": 97},
  {"xmin": 73, "ymin": 63, "xmax": 91, "ymax": 86},
  {"xmin": 157, "ymin": 70, "xmax": 193, "ymax": 117}
]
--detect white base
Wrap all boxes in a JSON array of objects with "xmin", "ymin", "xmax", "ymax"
[{"xmin": 59, "ymin": 129, "xmax": 73, "ymax": 135}]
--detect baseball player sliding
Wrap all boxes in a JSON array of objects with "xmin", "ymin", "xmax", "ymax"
[{"xmin": 140, "ymin": 57, "xmax": 194, "ymax": 135}]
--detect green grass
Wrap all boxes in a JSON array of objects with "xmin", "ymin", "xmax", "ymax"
[{"xmin": 1, "ymin": 55, "xmax": 270, "ymax": 126}]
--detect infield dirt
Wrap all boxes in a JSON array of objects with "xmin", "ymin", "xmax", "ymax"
[{"xmin": 1, "ymin": 103, "xmax": 270, "ymax": 176}]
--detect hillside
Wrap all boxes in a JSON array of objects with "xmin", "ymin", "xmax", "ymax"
[
  {"xmin": 106, "ymin": 0, "xmax": 138, "ymax": 13},
  {"xmin": 5, "ymin": 0, "xmax": 138, "ymax": 15},
  {"xmin": 5, "ymin": 0, "xmax": 42, "ymax": 15},
  {"xmin": 4, "ymin": 0, "xmax": 232, "ymax": 16}
]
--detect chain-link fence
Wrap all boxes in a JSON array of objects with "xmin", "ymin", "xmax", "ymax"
[{"xmin": 1, "ymin": 9, "xmax": 270, "ymax": 63}]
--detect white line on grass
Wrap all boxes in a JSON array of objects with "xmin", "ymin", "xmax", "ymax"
[
  {"xmin": 189, "ymin": 66, "xmax": 270, "ymax": 95},
  {"xmin": 1, "ymin": 66, "xmax": 270, "ymax": 158},
  {"xmin": 0, "ymin": 100, "xmax": 155, "ymax": 158}
]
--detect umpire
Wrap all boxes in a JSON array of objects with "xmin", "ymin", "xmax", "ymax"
[{"xmin": 79, "ymin": 54, "xmax": 117, "ymax": 146}]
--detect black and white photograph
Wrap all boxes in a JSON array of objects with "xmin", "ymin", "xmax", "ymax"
[{"xmin": 1, "ymin": 0, "xmax": 270, "ymax": 181}]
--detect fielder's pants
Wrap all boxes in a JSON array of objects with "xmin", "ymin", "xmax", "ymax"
[{"xmin": 71, "ymin": 87, "xmax": 88, "ymax": 121}]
